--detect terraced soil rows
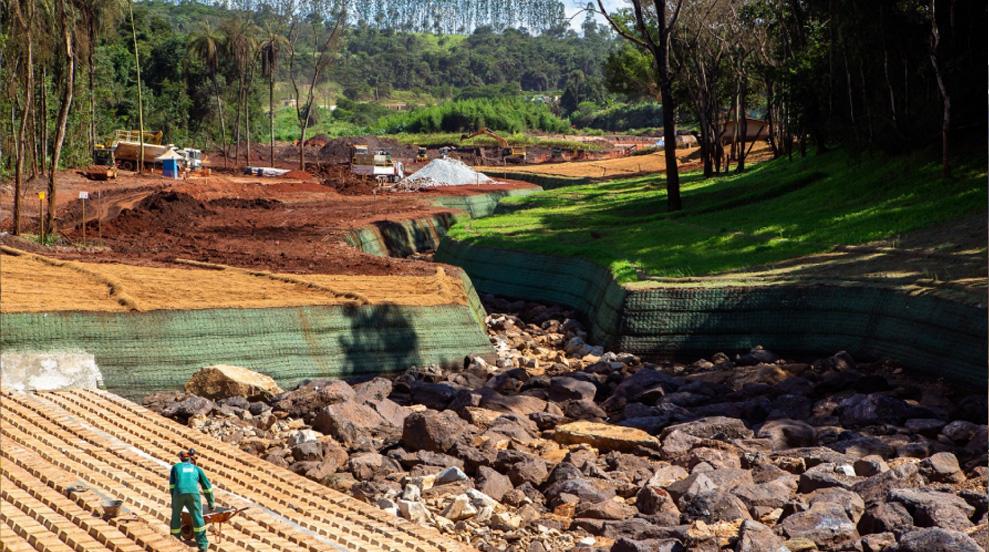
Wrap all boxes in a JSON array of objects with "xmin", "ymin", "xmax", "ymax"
[{"xmin": 0, "ymin": 389, "xmax": 471, "ymax": 552}]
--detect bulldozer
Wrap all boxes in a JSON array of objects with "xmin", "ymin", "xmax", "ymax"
[{"xmin": 460, "ymin": 128, "xmax": 526, "ymax": 165}]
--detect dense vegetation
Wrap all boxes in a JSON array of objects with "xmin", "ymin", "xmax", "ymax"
[
  {"xmin": 375, "ymin": 98, "xmax": 570, "ymax": 134},
  {"xmin": 449, "ymin": 149, "xmax": 988, "ymax": 282}
]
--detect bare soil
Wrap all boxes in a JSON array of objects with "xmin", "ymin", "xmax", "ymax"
[{"xmin": 0, "ymin": 169, "xmax": 536, "ymax": 277}]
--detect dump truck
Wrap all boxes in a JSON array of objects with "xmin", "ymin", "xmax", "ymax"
[
  {"xmin": 93, "ymin": 130, "xmax": 205, "ymax": 172},
  {"xmin": 350, "ymin": 145, "xmax": 404, "ymax": 182}
]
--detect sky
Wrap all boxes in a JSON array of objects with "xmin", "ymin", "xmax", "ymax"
[{"xmin": 564, "ymin": 0, "xmax": 625, "ymax": 32}]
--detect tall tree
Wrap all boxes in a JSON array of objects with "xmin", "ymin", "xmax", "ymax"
[
  {"xmin": 597, "ymin": 0, "xmax": 685, "ymax": 211},
  {"xmin": 10, "ymin": 0, "xmax": 35, "ymax": 235},
  {"xmin": 928, "ymin": 0, "xmax": 950, "ymax": 177},
  {"xmin": 76, "ymin": 0, "xmax": 122, "ymax": 153},
  {"xmin": 127, "ymin": 0, "xmax": 145, "ymax": 174},
  {"xmin": 189, "ymin": 21, "xmax": 228, "ymax": 167},
  {"xmin": 288, "ymin": 0, "xmax": 347, "ymax": 170},
  {"xmin": 258, "ymin": 23, "xmax": 288, "ymax": 166},
  {"xmin": 47, "ymin": 0, "xmax": 77, "ymax": 236}
]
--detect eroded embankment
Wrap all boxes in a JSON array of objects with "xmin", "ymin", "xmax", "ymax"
[
  {"xmin": 435, "ymin": 238, "xmax": 988, "ymax": 385},
  {"xmin": 0, "ymin": 248, "xmax": 494, "ymax": 397}
]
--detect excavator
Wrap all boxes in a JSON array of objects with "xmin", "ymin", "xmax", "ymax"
[{"xmin": 459, "ymin": 128, "xmax": 526, "ymax": 164}]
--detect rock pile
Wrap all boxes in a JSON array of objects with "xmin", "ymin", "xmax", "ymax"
[{"xmin": 146, "ymin": 297, "xmax": 989, "ymax": 552}]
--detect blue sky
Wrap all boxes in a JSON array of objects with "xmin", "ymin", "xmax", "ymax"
[{"xmin": 564, "ymin": 0, "xmax": 625, "ymax": 32}]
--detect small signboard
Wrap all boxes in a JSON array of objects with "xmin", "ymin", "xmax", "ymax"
[
  {"xmin": 38, "ymin": 192, "xmax": 46, "ymax": 200},
  {"xmin": 79, "ymin": 191, "xmax": 89, "ymax": 200}
]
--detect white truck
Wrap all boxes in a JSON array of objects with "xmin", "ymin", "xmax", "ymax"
[{"xmin": 350, "ymin": 145, "xmax": 404, "ymax": 183}]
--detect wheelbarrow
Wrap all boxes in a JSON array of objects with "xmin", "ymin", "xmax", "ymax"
[{"xmin": 180, "ymin": 506, "xmax": 248, "ymax": 542}]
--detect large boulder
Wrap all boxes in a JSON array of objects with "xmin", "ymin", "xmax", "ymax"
[
  {"xmin": 887, "ymin": 488, "xmax": 975, "ymax": 531},
  {"xmin": 311, "ymin": 400, "xmax": 389, "ymax": 449},
  {"xmin": 401, "ymin": 410, "xmax": 471, "ymax": 453},
  {"xmin": 553, "ymin": 421, "xmax": 661, "ymax": 453},
  {"xmin": 894, "ymin": 528, "xmax": 984, "ymax": 552},
  {"xmin": 273, "ymin": 379, "xmax": 356, "ymax": 419},
  {"xmin": 661, "ymin": 416, "xmax": 753, "ymax": 441},
  {"xmin": 780, "ymin": 503, "xmax": 860, "ymax": 550},
  {"xmin": 184, "ymin": 365, "xmax": 282, "ymax": 401}
]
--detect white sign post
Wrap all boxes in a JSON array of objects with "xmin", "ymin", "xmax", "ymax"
[{"xmin": 79, "ymin": 191, "xmax": 89, "ymax": 243}]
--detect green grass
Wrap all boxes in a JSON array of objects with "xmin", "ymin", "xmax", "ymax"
[
  {"xmin": 384, "ymin": 132, "xmax": 605, "ymax": 151},
  {"xmin": 448, "ymin": 149, "xmax": 987, "ymax": 282}
]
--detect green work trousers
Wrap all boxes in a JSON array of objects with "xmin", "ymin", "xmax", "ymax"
[{"xmin": 170, "ymin": 493, "xmax": 208, "ymax": 550}]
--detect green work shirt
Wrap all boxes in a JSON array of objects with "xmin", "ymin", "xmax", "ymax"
[{"xmin": 169, "ymin": 460, "xmax": 213, "ymax": 499}]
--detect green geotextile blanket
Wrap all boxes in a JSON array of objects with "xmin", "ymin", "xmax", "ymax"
[
  {"xmin": 1, "ymin": 303, "xmax": 495, "ymax": 398},
  {"xmin": 436, "ymin": 238, "xmax": 987, "ymax": 384}
]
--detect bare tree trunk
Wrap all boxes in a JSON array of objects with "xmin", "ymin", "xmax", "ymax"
[
  {"xmin": 47, "ymin": 0, "xmax": 75, "ymax": 237},
  {"xmin": 128, "ymin": 0, "xmax": 145, "ymax": 174},
  {"xmin": 88, "ymin": 20, "xmax": 97, "ymax": 152},
  {"xmin": 233, "ymin": 75, "xmax": 243, "ymax": 167},
  {"xmin": 13, "ymin": 22, "xmax": 33, "ymax": 235},
  {"xmin": 879, "ymin": 5, "xmax": 897, "ymax": 126},
  {"xmin": 40, "ymin": 66, "xmax": 48, "ymax": 176},
  {"xmin": 212, "ymin": 77, "xmax": 228, "ymax": 168},
  {"xmin": 269, "ymin": 71, "xmax": 275, "ymax": 165},
  {"xmin": 929, "ymin": 0, "xmax": 950, "ymax": 177},
  {"xmin": 736, "ymin": 78, "xmax": 748, "ymax": 172}
]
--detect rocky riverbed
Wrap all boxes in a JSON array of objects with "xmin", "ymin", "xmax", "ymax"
[{"xmin": 145, "ymin": 297, "xmax": 988, "ymax": 552}]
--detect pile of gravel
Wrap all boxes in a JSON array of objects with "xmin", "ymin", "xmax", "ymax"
[{"xmin": 402, "ymin": 158, "xmax": 493, "ymax": 187}]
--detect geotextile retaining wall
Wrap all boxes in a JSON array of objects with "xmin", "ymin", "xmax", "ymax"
[
  {"xmin": 436, "ymin": 238, "xmax": 988, "ymax": 385},
  {"xmin": 345, "ymin": 188, "xmax": 540, "ymax": 258},
  {"xmin": 0, "ymin": 303, "xmax": 494, "ymax": 399}
]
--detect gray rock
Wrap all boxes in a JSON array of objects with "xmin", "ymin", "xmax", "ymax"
[
  {"xmin": 732, "ymin": 477, "xmax": 796, "ymax": 516},
  {"xmin": 274, "ymin": 379, "xmax": 355, "ymax": 418},
  {"xmin": 904, "ymin": 418, "xmax": 946, "ymax": 436},
  {"xmin": 838, "ymin": 393, "xmax": 916, "ymax": 427},
  {"xmin": 853, "ymin": 463, "xmax": 924, "ymax": 506},
  {"xmin": 291, "ymin": 440, "xmax": 323, "ymax": 462},
  {"xmin": 757, "ymin": 419, "xmax": 817, "ymax": 450},
  {"xmin": 858, "ymin": 501, "xmax": 915, "ymax": 537},
  {"xmin": 476, "ymin": 466, "xmax": 513, "ymax": 502},
  {"xmin": 352, "ymin": 377, "xmax": 392, "ymax": 402},
  {"xmin": 161, "ymin": 395, "xmax": 214, "ymax": 421},
  {"xmin": 853, "ymin": 455, "xmax": 889, "ymax": 477},
  {"xmin": 736, "ymin": 519, "xmax": 787, "ymax": 552},
  {"xmin": 544, "ymin": 477, "xmax": 616, "ymax": 508},
  {"xmin": 919, "ymin": 452, "xmax": 965, "ymax": 483},
  {"xmin": 410, "ymin": 381, "xmax": 461, "ymax": 410},
  {"xmin": 894, "ymin": 527, "xmax": 984, "ymax": 552},
  {"xmin": 635, "ymin": 485, "xmax": 679, "ymax": 516},
  {"xmin": 346, "ymin": 452, "xmax": 401, "ymax": 481},
  {"xmin": 781, "ymin": 503, "xmax": 860, "ymax": 550},
  {"xmin": 860, "ymin": 531, "xmax": 896, "ymax": 552},
  {"xmin": 662, "ymin": 416, "xmax": 754, "ymax": 441},
  {"xmin": 678, "ymin": 490, "xmax": 751, "ymax": 523},
  {"xmin": 887, "ymin": 488, "xmax": 975, "ymax": 531},
  {"xmin": 549, "ymin": 376, "xmax": 597, "ymax": 402},
  {"xmin": 806, "ymin": 487, "xmax": 865, "ymax": 523},
  {"xmin": 798, "ymin": 462, "xmax": 862, "ymax": 493},
  {"xmin": 435, "ymin": 466, "xmax": 468, "ymax": 485},
  {"xmin": 665, "ymin": 472, "xmax": 716, "ymax": 503},
  {"xmin": 610, "ymin": 537, "xmax": 684, "ymax": 552},
  {"xmin": 736, "ymin": 347, "xmax": 779, "ymax": 366}
]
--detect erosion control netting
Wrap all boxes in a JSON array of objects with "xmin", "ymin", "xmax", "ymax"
[
  {"xmin": 0, "ymin": 304, "xmax": 495, "ymax": 399},
  {"xmin": 436, "ymin": 237, "xmax": 987, "ymax": 385},
  {"xmin": 402, "ymin": 158, "xmax": 493, "ymax": 187}
]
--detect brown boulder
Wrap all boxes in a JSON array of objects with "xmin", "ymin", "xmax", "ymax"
[{"xmin": 184, "ymin": 365, "xmax": 282, "ymax": 400}]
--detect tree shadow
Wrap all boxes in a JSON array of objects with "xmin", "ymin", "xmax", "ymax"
[{"xmin": 337, "ymin": 304, "xmax": 422, "ymax": 377}]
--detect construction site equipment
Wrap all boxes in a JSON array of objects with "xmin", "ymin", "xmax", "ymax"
[
  {"xmin": 416, "ymin": 146, "xmax": 428, "ymax": 162},
  {"xmin": 94, "ymin": 130, "xmax": 204, "ymax": 172},
  {"xmin": 78, "ymin": 165, "xmax": 117, "ymax": 181},
  {"xmin": 350, "ymin": 145, "xmax": 404, "ymax": 183},
  {"xmin": 180, "ymin": 506, "xmax": 247, "ymax": 542},
  {"xmin": 460, "ymin": 127, "xmax": 527, "ymax": 164}
]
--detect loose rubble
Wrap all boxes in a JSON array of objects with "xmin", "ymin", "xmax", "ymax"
[{"xmin": 147, "ymin": 297, "xmax": 989, "ymax": 552}]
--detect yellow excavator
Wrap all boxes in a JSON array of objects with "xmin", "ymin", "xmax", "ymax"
[{"xmin": 460, "ymin": 128, "xmax": 526, "ymax": 164}]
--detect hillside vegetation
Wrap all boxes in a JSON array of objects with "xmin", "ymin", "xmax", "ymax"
[{"xmin": 449, "ymin": 151, "xmax": 988, "ymax": 282}]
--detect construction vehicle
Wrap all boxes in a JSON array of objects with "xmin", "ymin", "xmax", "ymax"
[
  {"xmin": 416, "ymin": 146, "xmax": 428, "ymax": 162},
  {"xmin": 460, "ymin": 128, "xmax": 526, "ymax": 164},
  {"xmin": 350, "ymin": 145, "xmax": 404, "ymax": 182},
  {"xmin": 93, "ymin": 130, "xmax": 205, "ymax": 172}
]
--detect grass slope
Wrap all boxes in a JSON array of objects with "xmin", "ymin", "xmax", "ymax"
[{"xmin": 448, "ymin": 150, "xmax": 987, "ymax": 282}]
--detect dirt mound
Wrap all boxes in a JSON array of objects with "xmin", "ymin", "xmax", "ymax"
[
  {"xmin": 310, "ymin": 163, "xmax": 378, "ymax": 195},
  {"xmin": 282, "ymin": 169, "xmax": 318, "ymax": 180},
  {"xmin": 318, "ymin": 136, "xmax": 416, "ymax": 164},
  {"xmin": 105, "ymin": 191, "xmax": 212, "ymax": 235},
  {"xmin": 208, "ymin": 197, "xmax": 283, "ymax": 209}
]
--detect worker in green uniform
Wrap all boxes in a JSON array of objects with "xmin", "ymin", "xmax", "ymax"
[{"xmin": 169, "ymin": 450, "xmax": 214, "ymax": 550}]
